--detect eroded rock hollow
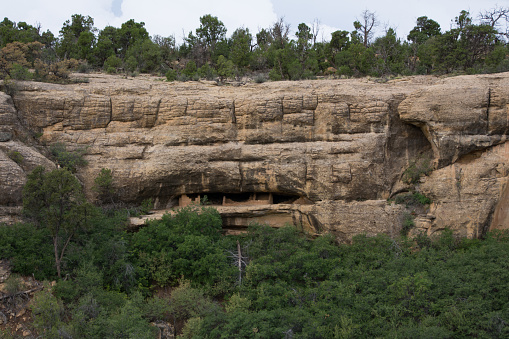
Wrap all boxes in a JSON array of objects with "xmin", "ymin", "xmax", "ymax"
[{"xmin": 2, "ymin": 73, "xmax": 509, "ymax": 241}]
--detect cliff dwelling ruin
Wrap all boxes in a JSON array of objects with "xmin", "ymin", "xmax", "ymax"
[{"xmin": 2, "ymin": 73, "xmax": 509, "ymax": 241}]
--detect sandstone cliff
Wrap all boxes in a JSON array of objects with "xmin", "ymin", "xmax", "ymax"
[{"xmin": 1, "ymin": 73, "xmax": 509, "ymax": 241}]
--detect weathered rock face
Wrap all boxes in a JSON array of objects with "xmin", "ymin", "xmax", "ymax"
[
  {"xmin": 2, "ymin": 73, "xmax": 509, "ymax": 241},
  {"xmin": 398, "ymin": 75, "xmax": 509, "ymax": 238},
  {"xmin": 0, "ymin": 91, "xmax": 55, "ymax": 223}
]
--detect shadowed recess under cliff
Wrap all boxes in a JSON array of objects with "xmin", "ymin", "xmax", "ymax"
[{"xmin": 2, "ymin": 73, "xmax": 509, "ymax": 240}]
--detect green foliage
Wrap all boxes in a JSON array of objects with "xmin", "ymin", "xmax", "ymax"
[
  {"xmin": 168, "ymin": 279, "xmax": 218, "ymax": 325},
  {"xmin": 401, "ymin": 213, "xmax": 415, "ymax": 236},
  {"xmin": 165, "ymin": 68, "xmax": 177, "ymax": 81},
  {"xmin": 197, "ymin": 62, "xmax": 216, "ymax": 80},
  {"xmin": 1, "ymin": 78, "xmax": 18, "ymax": 96},
  {"xmin": 2, "ymin": 8, "xmax": 508, "ymax": 82},
  {"xmin": 124, "ymin": 56, "xmax": 137, "ymax": 72},
  {"xmin": 180, "ymin": 317, "xmax": 204, "ymax": 338},
  {"xmin": 372, "ymin": 28, "xmax": 408, "ymax": 76},
  {"xmin": 103, "ymin": 54, "xmax": 122, "ymax": 71},
  {"xmin": 408, "ymin": 16, "xmax": 442, "ymax": 45},
  {"xmin": 23, "ymin": 166, "xmax": 93, "ymax": 278},
  {"xmin": 2, "ymin": 199, "xmax": 509, "ymax": 337},
  {"xmin": 0, "ymin": 18, "xmax": 55, "ymax": 49},
  {"xmin": 182, "ymin": 60, "xmax": 197, "ymax": 77},
  {"xmin": 9, "ymin": 63, "xmax": 32, "ymax": 80},
  {"xmin": 106, "ymin": 296, "xmax": 158, "ymax": 338},
  {"xmin": 229, "ymin": 27, "xmax": 252, "ymax": 70},
  {"xmin": 403, "ymin": 156, "xmax": 432, "ymax": 184},
  {"xmin": 216, "ymin": 55, "xmax": 235, "ymax": 81},
  {"xmin": 49, "ymin": 142, "xmax": 88, "ymax": 172},
  {"xmin": 225, "ymin": 293, "xmax": 252, "ymax": 313},
  {"xmin": 93, "ymin": 168, "xmax": 114, "ymax": 204},
  {"xmin": 130, "ymin": 205, "xmax": 232, "ymax": 287},
  {"xmin": 254, "ymin": 74, "xmax": 267, "ymax": 83},
  {"xmin": 125, "ymin": 38, "xmax": 162, "ymax": 73},
  {"xmin": 31, "ymin": 283, "xmax": 65, "ymax": 335},
  {"xmin": 76, "ymin": 61, "xmax": 92, "ymax": 73},
  {"xmin": 7, "ymin": 150, "xmax": 23, "ymax": 164},
  {"xmin": 117, "ymin": 20, "xmax": 150, "ymax": 59},
  {"xmin": 195, "ymin": 14, "xmax": 227, "ymax": 61},
  {"xmin": 0, "ymin": 222, "xmax": 55, "ymax": 279},
  {"xmin": 268, "ymin": 67, "xmax": 282, "ymax": 81},
  {"xmin": 394, "ymin": 191, "xmax": 432, "ymax": 207},
  {"xmin": 56, "ymin": 14, "xmax": 95, "ymax": 62},
  {"xmin": 139, "ymin": 198, "xmax": 153, "ymax": 215}
]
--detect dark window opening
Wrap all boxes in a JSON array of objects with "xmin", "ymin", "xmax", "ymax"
[
  {"xmin": 273, "ymin": 194, "xmax": 299, "ymax": 204},
  {"xmin": 203, "ymin": 193, "xmax": 223, "ymax": 205},
  {"xmin": 256, "ymin": 193, "xmax": 271, "ymax": 201},
  {"xmin": 225, "ymin": 192, "xmax": 252, "ymax": 203},
  {"xmin": 177, "ymin": 192, "xmax": 309, "ymax": 207}
]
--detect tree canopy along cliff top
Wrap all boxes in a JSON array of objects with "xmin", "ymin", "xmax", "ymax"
[{"xmin": 1, "ymin": 7, "xmax": 509, "ymax": 82}]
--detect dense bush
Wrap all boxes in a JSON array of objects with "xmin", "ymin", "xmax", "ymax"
[
  {"xmin": 130, "ymin": 205, "xmax": 236, "ymax": 289},
  {"xmin": 2, "ymin": 202, "xmax": 509, "ymax": 337},
  {"xmin": 49, "ymin": 143, "xmax": 88, "ymax": 172}
]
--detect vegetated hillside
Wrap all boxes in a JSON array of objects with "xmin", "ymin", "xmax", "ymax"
[
  {"xmin": 0, "ymin": 72, "xmax": 508, "ymax": 336},
  {"xmin": 1, "ymin": 204, "xmax": 509, "ymax": 338}
]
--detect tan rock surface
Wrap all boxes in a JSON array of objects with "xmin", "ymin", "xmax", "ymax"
[{"xmin": 2, "ymin": 73, "xmax": 509, "ymax": 239}]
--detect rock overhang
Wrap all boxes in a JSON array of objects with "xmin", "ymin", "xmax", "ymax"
[{"xmin": 2, "ymin": 73, "xmax": 509, "ymax": 239}]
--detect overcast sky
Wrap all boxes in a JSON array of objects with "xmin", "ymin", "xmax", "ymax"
[{"xmin": 3, "ymin": 0, "xmax": 508, "ymax": 43}]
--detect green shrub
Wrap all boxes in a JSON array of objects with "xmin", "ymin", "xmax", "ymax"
[
  {"xmin": 403, "ymin": 156, "xmax": 432, "ymax": 184},
  {"xmin": 165, "ymin": 68, "xmax": 177, "ymax": 81},
  {"xmin": 106, "ymin": 66, "xmax": 116, "ymax": 74},
  {"xmin": 124, "ymin": 56, "xmax": 138, "ymax": 72},
  {"xmin": 168, "ymin": 279, "xmax": 219, "ymax": 333},
  {"xmin": 139, "ymin": 198, "xmax": 153, "ymax": 215},
  {"xmin": 180, "ymin": 317, "xmax": 204, "ymax": 339},
  {"xmin": 394, "ymin": 191, "xmax": 431, "ymax": 207},
  {"xmin": 130, "ymin": 205, "xmax": 231, "ymax": 287},
  {"xmin": 31, "ymin": 283, "xmax": 64, "ymax": 335},
  {"xmin": 197, "ymin": 63, "xmax": 216, "ymax": 80},
  {"xmin": 177, "ymin": 74, "xmax": 189, "ymax": 82},
  {"xmin": 0, "ymin": 222, "xmax": 55, "ymax": 279},
  {"xmin": 254, "ymin": 74, "xmax": 266, "ymax": 83},
  {"xmin": 401, "ymin": 213, "xmax": 415, "ymax": 236},
  {"xmin": 77, "ymin": 62, "xmax": 92, "ymax": 73},
  {"xmin": 337, "ymin": 65, "xmax": 353, "ymax": 77},
  {"xmin": 182, "ymin": 60, "xmax": 197, "ymax": 77},
  {"xmin": 9, "ymin": 63, "xmax": 32, "ymax": 80},
  {"xmin": 104, "ymin": 55, "xmax": 122, "ymax": 69},
  {"xmin": 49, "ymin": 142, "xmax": 88, "ymax": 172},
  {"xmin": 7, "ymin": 150, "xmax": 23, "ymax": 164},
  {"xmin": 106, "ymin": 297, "xmax": 157, "ymax": 338},
  {"xmin": 93, "ymin": 168, "xmax": 114, "ymax": 204},
  {"xmin": 268, "ymin": 67, "xmax": 282, "ymax": 81}
]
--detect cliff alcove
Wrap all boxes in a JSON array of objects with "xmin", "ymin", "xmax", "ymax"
[{"xmin": 2, "ymin": 72, "xmax": 509, "ymax": 240}]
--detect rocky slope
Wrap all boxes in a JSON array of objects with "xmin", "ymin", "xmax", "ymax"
[{"xmin": 1, "ymin": 73, "xmax": 509, "ymax": 241}]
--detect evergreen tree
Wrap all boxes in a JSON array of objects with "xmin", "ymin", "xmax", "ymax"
[
  {"xmin": 23, "ymin": 167, "xmax": 92, "ymax": 278},
  {"xmin": 56, "ymin": 14, "xmax": 96, "ymax": 61}
]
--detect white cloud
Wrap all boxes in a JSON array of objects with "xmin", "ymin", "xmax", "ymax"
[
  {"xmin": 314, "ymin": 23, "xmax": 342, "ymax": 43},
  {"xmin": 119, "ymin": 0, "xmax": 277, "ymax": 40},
  {"xmin": 2, "ymin": 0, "xmax": 277, "ymax": 41},
  {"xmin": 4, "ymin": 0, "xmax": 115, "ymax": 35}
]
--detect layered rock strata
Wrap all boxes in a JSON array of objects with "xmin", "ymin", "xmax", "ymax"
[{"xmin": 1, "ymin": 73, "xmax": 509, "ymax": 241}]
